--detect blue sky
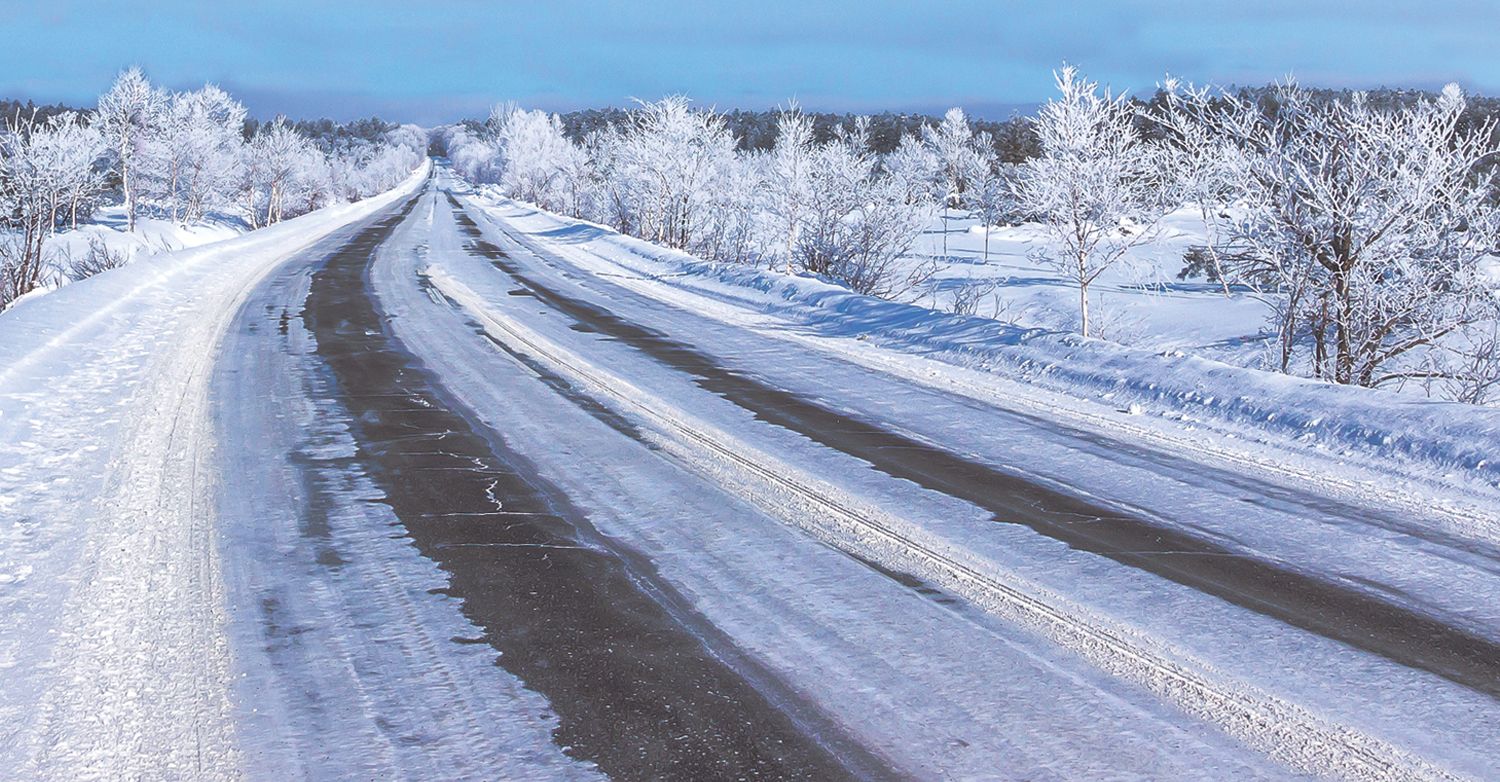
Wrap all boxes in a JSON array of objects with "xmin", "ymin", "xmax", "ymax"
[{"xmin": 2, "ymin": 1, "xmax": 1496, "ymax": 123}]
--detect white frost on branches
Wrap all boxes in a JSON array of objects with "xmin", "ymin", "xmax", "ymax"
[
  {"xmin": 1015, "ymin": 66, "xmax": 1167, "ymax": 338},
  {"xmin": 443, "ymin": 70, "xmax": 1500, "ymax": 403},
  {"xmin": 1, "ymin": 67, "xmax": 424, "ymax": 310},
  {"xmin": 1203, "ymin": 80, "xmax": 1500, "ymax": 393}
]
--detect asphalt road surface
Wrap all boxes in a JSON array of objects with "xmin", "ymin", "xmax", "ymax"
[{"xmin": 204, "ymin": 163, "xmax": 1500, "ymax": 780}]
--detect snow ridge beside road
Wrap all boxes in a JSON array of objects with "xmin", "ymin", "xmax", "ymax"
[
  {"xmin": 0, "ymin": 163, "xmax": 428, "ymax": 780},
  {"xmin": 471, "ymin": 196, "xmax": 1500, "ymax": 543}
]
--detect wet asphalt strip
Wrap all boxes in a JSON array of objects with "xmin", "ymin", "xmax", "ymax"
[
  {"xmin": 297, "ymin": 192, "xmax": 895, "ymax": 781},
  {"xmin": 449, "ymin": 195, "xmax": 1500, "ymax": 703}
]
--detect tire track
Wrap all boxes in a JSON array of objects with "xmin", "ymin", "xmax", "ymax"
[
  {"xmin": 427, "ymin": 264, "xmax": 1459, "ymax": 782},
  {"xmin": 297, "ymin": 189, "xmax": 894, "ymax": 781}
]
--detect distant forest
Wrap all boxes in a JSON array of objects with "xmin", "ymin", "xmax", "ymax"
[
  {"xmin": 0, "ymin": 98, "xmax": 404, "ymax": 153},
  {"xmin": 12, "ymin": 83, "xmax": 1500, "ymax": 164},
  {"xmin": 539, "ymin": 85, "xmax": 1500, "ymax": 162},
  {"xmin": 553, "ymin": 106, "xmax": 1042, "ymax": 161}
]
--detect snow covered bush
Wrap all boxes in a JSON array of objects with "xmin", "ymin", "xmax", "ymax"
[
  {"xmin": 64, "ymin": 235, "xmax": 128, "ymax": 281},
  {"xmin": 795, "ymin": 120, "xmax": 930, "ymax": 296}
]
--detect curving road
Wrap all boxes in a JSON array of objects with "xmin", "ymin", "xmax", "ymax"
[{"xmin": 204, "ymin": 163, "xmax": 1500, "ymax": 780}]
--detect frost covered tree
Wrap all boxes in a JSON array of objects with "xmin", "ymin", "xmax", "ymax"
[
  {"xmin": 0, "ymin": 115, "xmax": 59, "ymax": 306},
  {"xmin": 1210, "ymin": 81, "xmax": 1500, "ymax": 391},
  {"xmin": 327, "ymin": 124, "xmax": 426, "ymax": 202},
  {"xmin": 883, "ymin": 132, "xmax": 940, "ymax": 206},
  {"xmin": 1015, "ymin": 66, "xmax": 1166, "ymax": 337},
  {"xmin": 241, "ymin": 118, "xmax": 323, "ymax": 227},
  {"xmin": 694, "ymin": 149, "xmax": 763, "ymax": 265},
  {"xmin": 96, "ymin": 67, "xmax": 163, "ymax": 231},
  {"xmin": 0, "ymin": 70, "xmax": 421, "ymax": 306},
  {"xmin": 764, "ymin": 107, "xmax": 815, "ymax": 272},
  {"xmin": 962, "ymin": 134, "xmax": 1017, "ymax": 262},
  {"xmin": 1153, "ymin": 79, "xmax": 1250, "ymax": 297},
  {"xmin": 575, "ymin": 127, "xmax": 636, "ymax": 233},
  {"xmin": 925, "ymin": 107, "xmax": 983, "ymax": 257},
  {"xmin": 491, "ymin": 106, "xmax": 579, "ymax": 211},
  {"xmin": 555, "ymin": 134, "xmax": 594, "ymax": 219},
  {"xmin": 452, "ymin": 97, "xmax": 931, "ymax": 293},
  {"xmin": 614, "ymin": 96, "xmax": 737, "ymax": 250},
  {"xmin": 28, "ymin": 112, "xmax": 109, "ymax": 231},
  {"xmin": 445, "ymin": 125, "xmax": 503, "ymax": 185},
  {"xmin": 141, "ymin": 85, "xmax": 247, "ymax": 223},
  {"xmin": 0, "ymin": 111, "xmax": 111, "ymax": 306}
]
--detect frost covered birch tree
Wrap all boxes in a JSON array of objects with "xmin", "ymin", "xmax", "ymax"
[
  {"xmin": 962, "ymin": 134, "xmax": 1015, "ymax": 262},
  {"xmin": 96, "ymin": 68, "xmax": 162, "ymax": 232},
  {"xmin": 243, "ymin": 119, "xmax": 321, "ymax": 227},
  {"xmin": 1015, "ymin": 66, "xmax": 1166, "ymax": 337},
  {"xmin": 141, "ymin": 85, "xmax": 247, "ymax": 223},
  {"xmin": 925, "ymin": 107, "xmax": 982, "ymax": 258},
  {"xmin": 764, "ymin": 107, "xmax": 815, "ymax": 273}
]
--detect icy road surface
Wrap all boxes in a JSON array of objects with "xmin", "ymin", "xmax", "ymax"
[{"xmin": 3, "ymin": 163, "xmax": 1498, "ymax": 780}]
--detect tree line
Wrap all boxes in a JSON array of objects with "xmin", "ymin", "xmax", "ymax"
[
  {"xmin": 442, "ymin": 70, "xmax": 1500, "ymax": 403},
  {"xmin": 0, "ymin": 68, "xmax": 426, "ymax": 310}
]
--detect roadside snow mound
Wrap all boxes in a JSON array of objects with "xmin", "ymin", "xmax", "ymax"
[{"xmin": 479, "ymin": 195, "xmax": 1500, "ymax": 488}]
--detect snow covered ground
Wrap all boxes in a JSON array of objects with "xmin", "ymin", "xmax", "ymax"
[
  {"xmin": 0, "ymin": 164, "xmax": 427, "ymax": 780},
  {"xmin": 47, "ymin": 205, "xmax": 249, "ymax": 263},
  {"xmin": 916, "ymin": 208, "xmax": 1272, "ymax": 362}
]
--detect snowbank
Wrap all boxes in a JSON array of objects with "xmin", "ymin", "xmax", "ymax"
[
  {"xmin": 476, "ymin": 195, "xmax": 1500, "ymax": 489},
  {"xmin": 1, "ymin": 208, "xmax": 247, "ymax": 311}
]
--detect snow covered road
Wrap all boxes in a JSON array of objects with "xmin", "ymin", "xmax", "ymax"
[
  {"xmin": 0, "ymin": 166, "xmax": 428, "ymax": 780},
  {"xmin": 4, "ymin": 162, "xmax": 1499, "ymax": 780}
]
